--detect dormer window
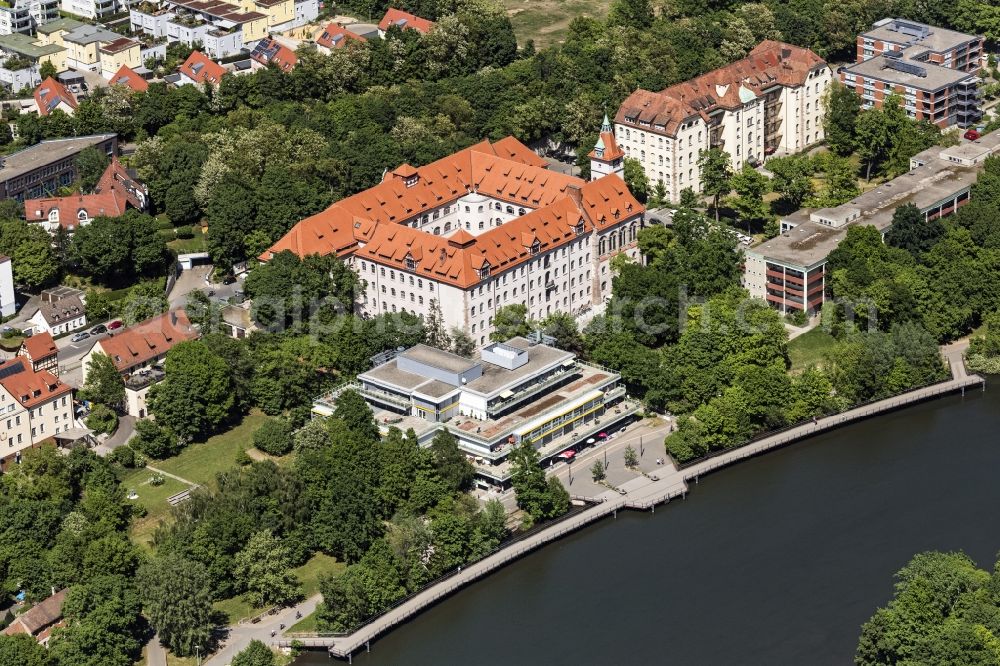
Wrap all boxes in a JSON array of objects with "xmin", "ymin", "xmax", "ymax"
[
  {"xmin": 47, "ymin": 209, "xmax": 58, "ymax": 223},
  {"xmin": 530, "ymin": 241, "xmax": 540, "ymax": 256},
  {"xmin": 479, "ymin": 265, "xmax": 491, "ymax": 280},
  {"xmin": 574, "ymin": 221, "xmax": 585, "ymax": 235},
  {"xmin": 405, "ymin": 175, "xmax": 418, "ymax": 187},
  {"xmin": 77, "ymin": 209, "xmax": 88, "ymax": 223},
  {"xmin": 405, "ymin": 256, "xmax": 416, "ymax": 271}
]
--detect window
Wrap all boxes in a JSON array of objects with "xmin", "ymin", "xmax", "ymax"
[{"xmin": 405, "ymin": 257, "xmax": 416, "ymax": 270}]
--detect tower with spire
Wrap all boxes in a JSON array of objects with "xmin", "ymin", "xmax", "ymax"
[{"xmin": 588, "ymin": 114, "xmax": 625, "ymax": 181}]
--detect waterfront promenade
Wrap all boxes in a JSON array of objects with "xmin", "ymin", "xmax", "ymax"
[{"xmin": 272, "ymin": 352, "xmax": 983, "ymax": 661}]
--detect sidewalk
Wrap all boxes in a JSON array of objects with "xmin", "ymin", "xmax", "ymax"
[{"xmin": 205, "ymin": 595, "xmax": 322, "ymax": 666}]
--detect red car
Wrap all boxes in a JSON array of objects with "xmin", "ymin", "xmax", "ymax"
[
  {"xmin": 964, "ymin": 128, "xmax": 981, "ymax": 141},
  {"xmin": 108, "ymin": 320, "xmax": 123, "ymax": 330}
]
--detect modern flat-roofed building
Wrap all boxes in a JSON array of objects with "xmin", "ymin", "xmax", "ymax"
[
  {"xmin": 0, "ymin": 0, "xmax": 58, "ymax": 37},
  {"xmin": 840, "ymin": 19, "xmax": 983, "ymax": 128},
  {"xmin": 744, "ymin": 132, "xmax": 1000, "ymax": 314},
  {"xmin": 313, "ymin": 336, "xmax": 637, "ymax": 487},
  {"xmin": 0, "ymin": 134, "xmax": 117, "ymax": 202},
  {"xmin": 616, "ymin": 40, "xmax": 831, "ymax": 203}
]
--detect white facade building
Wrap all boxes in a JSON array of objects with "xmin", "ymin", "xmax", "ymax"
[
  {"xmin": 0, "ymin": 257, "xmax": 14, "ymax": 318},
  {"xmin": 616, "ymin": 40, "xmax": 832, "ymax": 203}
]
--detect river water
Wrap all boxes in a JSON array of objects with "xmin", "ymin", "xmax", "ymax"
[{"xmin": 294, "ymin": 388, "xmax": 999, "ymax": 666}]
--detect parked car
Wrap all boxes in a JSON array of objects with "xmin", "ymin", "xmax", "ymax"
[
  {"xmin": 108, "ymin": 320, "xmax": 123, "ymax": 330},
  {"xmin": 964, "ymin": 128, "xmax": 981, "ymax": 141},
  {"xmin": 90, "ymin": 324, "xmax": 107, "ymax": 335},
  {"xmin": 71, "ymin": 332, "xmax": 90, "ymax": 343},
  {"xmin": 22, "ymin": 328, "xmax": 32, "ymax": 338}
]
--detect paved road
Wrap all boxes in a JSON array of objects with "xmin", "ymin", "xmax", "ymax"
[
  {"xmin": 205, "ymin": 595, "xmax": 322, "ymax": 666},
  {"xmin": 145, "ymin": 635, "xmax": 167, "ymax": 666}
]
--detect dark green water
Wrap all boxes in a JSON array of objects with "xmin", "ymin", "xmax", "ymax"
[{"xmin": 294, "ymin": 387, "xmax": 999, "ymax": 665}]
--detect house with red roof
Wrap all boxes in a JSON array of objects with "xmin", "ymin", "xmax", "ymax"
[
  {"xmin": 106, "ymin": 64, "xmax": 149, "ymax": 92},
  {"xmin": 18, "ymin": 332, "xmax": 59, "ymax": 375},
  {"xmin": 250, "ymin": 37, "xmax": 297, "ymax": 72},
  {"xmin": 0, "ymin": 356, "xmax": 74, "ymax": 461},
  {"xmin": 178, "ymin": 50, "xmax": 226, "ymax": 86},
  {"xmin": 377, "ymin": 8, "xmax": 434, "ymax": 38},
  {"xmin": 24, "ymin": 156, "xmax": 148, "ymax": 233},
  {"xmin": 2, "ymin": 589, "xmax": 68, "ymax": 646},
  {"xmin": 33, "ymin": 77, "xmax": 78, "ymax": 117},
  {"xmin": 262, "ymin": 132, "xmax": 644, "ymax": 347},
  {"xmin": 316, "ymin": 22, "xmax": 367, "ymax": 53}
]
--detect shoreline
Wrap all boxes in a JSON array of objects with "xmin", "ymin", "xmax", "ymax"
[{"xmin": 280, "ymin": 366, "xmax": 985, "ymax": 662}]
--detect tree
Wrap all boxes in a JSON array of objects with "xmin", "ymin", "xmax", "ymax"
[
  {"xmin": 75, "ymin": 147, "xmax": 109, "ymax": 193},
  {"xmin": 823, "ymin": 81, "xmax": 860, "ymax": 156},
  {"xmin": 885, "ymin": 203, "xmax": 945, "ymax": 256},
  {"xmin": 85, "ymin": 403, "xmax": 118, "ymax": 435},
  {"xmin": 607, "ymin": 0, "xmax": 653, "ymax": 28},
  {"xmin": 622, "ymin": 158, "xmax": 649, "ymax": 203},
  {"xmin": 130, "ymin": 419, "xmax": 180, "ymax": 459},
  {"xmin": 70, "ymin": 212, "xmax": 170, "ymax": 286},
  {"xmin": 427, "ymin": 430, "xmax": 474, "ymax": 494},
  {"xmin": 39, "ymin": 60, "xmax": 56, "ymax": 81},
  {"xmin": 424, "ymin": 299, "xmax": 451, "ymax": 349},
  {"xmin": 149, "ymin": 341, "xmax": 235, "ymax": 442},
  {"xmin": 679, "ymin": 187, "xmax": 700, "ymax": 209},
  {"xmin": 185, "ymin": 290, "xmax": 222, "ymax": 334},
  {"xmin": 233, "ymin": 640, "xmax": 275, "ymax": 666},
  {"xmin": 0, "ymin": 219, "xmax": 58, "ymax": 289},
  {"xmin": 120, "ymin": 281, "xmax": 167, "ymax": 326},
  {"xmin": 234, "ymin": 530, "xmax": 301, "ymax": 607},
  {"xmin": 332, "ymin": 389, "xmax": 379, "ymax": 442},
  {"xmin": 855, "ymin": 107, "xmax": 891, "ymax": 181},
  {"xmin": 590, "ymin": 460, "xmax": 606, "ymax": 482},
  {"xmin": 623, "ymin": 444, "xmax": 638, "ymax": 468},
  {"xmin": 252, "ymin": 418, "xmax": 293, "ymax": 456},
  {"xmin": 490, "ymin": 304, "xmax": 535, "ymax": 341},
  {"xmin": 82, "ymin": 352, "xmax": 125, "ymax": 410},
  {"xmin": 729, "ymin": 163, "xmax": 771, "ymax": 231},
  {"xmin": 0, "ymin": 634, "xmax": 48, "ymax": 666},
  {"xmin": 508, "ymin": 442, "xmax": 569, "ymax": 523},
  {"xmin": 698, "ymin": 149, "xmax": 732, "ymax": 222},
  {"xmin": 766, "ymin": 156, "xmax": 814, "ymax": 209},
  {"xmin": 244, "ymin": 251, "xmax": 358, "ymax": 331},
  {"xmin": 139, "ymin": 555, "xmax": 214, "ymax": 657},
  {"xmin": 450, "ymin": 327, "xmax": 475, "ymax": 357}
]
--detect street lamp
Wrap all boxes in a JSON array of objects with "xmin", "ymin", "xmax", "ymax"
[{"xmin": 195, "ymin": 645, "xmax": 201, "ymax": 666}]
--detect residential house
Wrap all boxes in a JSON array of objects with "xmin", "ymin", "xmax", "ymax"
[
  {"xmin": 18, "ymin": 331, "xmax": 58, "ymax": 374},
  {"xmin": 106, "ymin": 63, "xmax": 149, "ymax": 92},
  {"xmin": 98, "ymin": 37, "xmax": 142, "ymax": 79},
  {"xmin": 177, "ymin": 50, "xmax": 225, "ymax": 86},
  {"xmin": 81, "ymin": 310, "xmax": 198, "ymax": 418},
  {"xmin": 263, "ymin": 134, "xmax": 645, "ymax": 347},
  {"xmin": 1, "ymin": 589, "xmax": 68, "ymax": 645},
  {"xmin": 0, "ymin": 0, "xmax": 59, "ymax": 37},
  {"xmin": 32, "ymin": 76, "xmax": 76, "ymax": 116},
  {"xmin": 249, "ymin": 36, "xmax": 296, "ymax": 72},
  {"xmin": 130, "ymin": 0, "xmax": 273, "ymax": 59},
  {"xmin": 0, "ymin": 32, "xmax": 65, "ymax": 89},
  {"xmin": 29, "ymin": 293, "xmax": 85, "ymax": 336},
  {"xmin": 0, "ymin": 256, "xmax": 14, "ymax": 317},
  {"xmin": 0, "ymin": 133, "xmax": 117, "ymax": 201},
  {"xmin": 0, "ymin": 357, "xmax": 74, "ymax": 460},
  {"xmin": 24, "ymin": 155, "xmax": 148, "ymax": 233},
  {"xmin": 839, "ymin": 19, "xmax": 983, "ymax": 128},
  {"xmin": 377, "ymin": 8, "xmax": 434, "ymax": 38},
  {"xmin": 315, "ymin": 22, "xmax": 365, "ymax": 53},
  {"xmin": 616, "ymin": 40, "xmax": 832, "ymax": 203},
  {"xmin": 61, "ymin": 0, "xmax": 126, "ymax": 20},
  {"xmin": 220, "ymin": 302, "xmax": 255, "ymax": 338}
]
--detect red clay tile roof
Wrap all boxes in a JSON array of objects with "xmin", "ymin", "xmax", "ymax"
[
  {"xmin": 616, "ymin": 40, "xmax": 827, "ymax": 137},
  {"xmin": 108, "ymin": 64, "xmax": 148, "ymax": 92},
  {"xmin": 33, "ymin": 77, "xmax": 77, "ymax": 117},
  {"xmin": 264, "ymin": 137, "xmax": 643, "ymax": 289},
  {"xmin": 25, "ymin": 156, "xmax": 147, "ymax": 228},
  {"xmin": 588, "ymin": 131, "xmax": 624, "ymax": 162},
  {"xmin": 316, "ymin": 22, "xmax": 366, "ymax": 49},
  {"xmin": 2, "ymin": 589, "xmax": 67, "ymax": 637},
  {"xmin": 0, "ymin": 358, "xmax": 71, "ymax": 410},
  {"xmin": 250, "ymin": 37, "xmax": 298, "ymax": 72},
  {"xmin": 178, "ymin": 51, "xmax": 226, "ymax": 85},
  {"xmin": 95, "ymin": 310, "xmax": 197, "ymax": 374},
  {"xmin": 19, "ymin": 332, "xmax": 57, "ymax": 362},
  {"xmin": 378, "ymin": 8, "xmax": 434, "ymax": 34}
]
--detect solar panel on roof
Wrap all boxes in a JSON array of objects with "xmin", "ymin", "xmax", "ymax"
[{"xmin": 0, "ymin": 362, "xmax": 25, "ymax": 380}]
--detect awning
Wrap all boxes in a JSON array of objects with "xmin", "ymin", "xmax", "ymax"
[
  {"xmin": 561, "ymin": 359, "xmax": 576, "ymax": 367},
  {"xmin": 558, "ymin": 450, "xmax": 576, "ymax": 459},
  {"xmin": 499, "ymin": 389, "xmax": 515, "ymax": 400}
]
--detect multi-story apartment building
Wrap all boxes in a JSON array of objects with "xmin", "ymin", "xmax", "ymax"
[
  {"xmin": 262, "ymin": 136, "xmax": 645, "ymax": 347},
  {"xmin": 840, "ymin": 19, "xmax": 983, "ymax": 128},
  {"xmin": 0, "ymin": 0, "xmax": 58, "ymax": 36},
  {"xmin": 616, "ymin": 40, "xmax": 831, "ymax": 203},
  {"xmin": 82, "ymin": 310, "xmax": 198, "ymax": 418},
  {"xmin": 0, "ymin": 134, "xmax": 117, "ymax": 202},
  {"xmin": 744, "ymin": 132, "xmax": 1000, "ymax": 314},
  {"xmin": 61, "ymin": 0, "xmax": 123, "ymax": 20},
  {"xmin": 314, "ymin": 336, "xmax": 638, "ymax": 488},
  {"xmin": 0, "ymin": 356, "xmax": 74, "ymax": 464}
]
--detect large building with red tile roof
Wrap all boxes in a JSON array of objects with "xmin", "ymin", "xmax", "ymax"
[
  {"xmin": 616, "ymin": 40, "xmax": 831, "ymax": 203},
  {"xmin": 316, "ymin": 22, "xmax": 366, "ymax": 53},
  {"xmin": 0, "ymin": 357, "xmax": 74, "ymax": 461},
  {"xmin": 378, "ymin": 7, "xmax": 434, "ymax": 37},
  {"xmin": 263, "ymin": 135, "xmax": 645, "ymax": 347},
  {"xmin": 33, "ymin": 77, "xmax": 77, "ymax": 117},
  {"xmin": 24, "ymin": 156, "xmax": 148, "ymax": 233},
  {"xmin": 178, "ymin": 50, "xmax": 226, "ymax": 86}
]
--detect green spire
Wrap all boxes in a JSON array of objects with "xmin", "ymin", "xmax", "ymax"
[{"xmin": 601, "ymin": 113, "xmax": 612, "ymax": 133}]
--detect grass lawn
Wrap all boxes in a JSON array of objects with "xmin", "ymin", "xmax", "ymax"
[
  {"xmin": 289, "ymin": 610, "xmax": 318, "ymax": 633},
  {"xmin": 213, "ymin": 552, "xmax": 345, "ymax": 624},
  {"xmin": 152, "ymin": 411, "xmax": 268, "ymax": 490},
  {"xmin": 168, "ymin": 235, "xmax": 208, "ymax": 254},
  {"xmin": 788, "ymin": 327, "xmax": 837, "ymax": 372},
  {"xmin": 505, "ymin": 0, "xmax": 609, "ymax": 47},
  {"xmin": 123, "ymin": 471, "xmax": 191, "ymax": 550}
]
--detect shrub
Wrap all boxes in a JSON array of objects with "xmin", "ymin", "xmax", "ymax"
[
  {"xmin": 174, "ymin": 225, "xmax": 195, "ymax": 239},
  {"xmin": 235, "ymin": 449, "xmax": 252, "ymax": 466},
  {"xmin": 131, "ymin": 420, "xmax": 182, "ymax": 459},
  {"xmin": 107, "ymin": 444, "xmax": 136, "ymax": 468},
  {"xmin": 86, "ymin": 403, "xmax": 118, "ymax": 435},
  {"xmin": 253, "ymin": 418, "xmax": 293, "ymax": 456},
  {"xmin": 155, "ymin": 217, "xmax": 174, "ymax": 231},
  {"xmin": 149, "ymin": 473, "xmax": 165, "ymax": 486}
]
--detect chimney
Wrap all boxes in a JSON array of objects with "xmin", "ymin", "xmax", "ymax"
[
  {"xmin": 781, "ymin": 47, "xmax": 791, "ymax": 60},
  {"xmin": 566, "ymin": 184, "xmax": 583, "ymax": 208}
]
